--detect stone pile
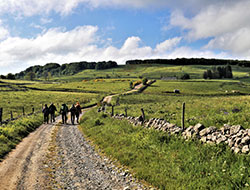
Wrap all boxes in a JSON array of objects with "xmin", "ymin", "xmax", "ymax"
[{"xmin": 113, "ymin": 114, "xmax": 250, "ymax": 154}]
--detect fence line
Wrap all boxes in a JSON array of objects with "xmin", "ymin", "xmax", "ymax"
[{"xmin": 0, "ymin": 106, "xmax": 39, "ymax": 126}]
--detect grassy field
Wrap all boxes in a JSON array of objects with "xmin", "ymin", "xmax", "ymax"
[
  {"xmin": 24, "ymin": 78, "xmax": 131, "ymax": 95},
  {"xmin": 54, "ymin": 64, "xmax": 250, "ymax": 81},
  {"xmin": 80, "ymin": 110, "xmax": 250, "ymax": 190},
  {"xmin": 108, "ymin": 79, "xmax": 250, "ymax": 128},
  {"xmin": 0, "ymin": 78, "xmax": 131, "ymax": 121},
  {"xmin": 1, "ymin": 63, "xmax": 250, "ymax": 189}
]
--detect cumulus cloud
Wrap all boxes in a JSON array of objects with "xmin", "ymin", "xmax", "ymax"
[
  {"xmin": 0, "ymin": 24, "xmax": 229, "ymax": 75},
  {"xmin": 205, "ymin": 28, "xmax": 250, "ymax": 56},
  {"xmin": 0, "ymin": 0, "xmax": 241, "ymax": 17},
  {"xmin": 171, "ymin": 1, "xmax": 250, "ymax": 40},
  {"xmin": 169, "ymin": 0, "xmax": 250, "ymax": 56},
  {"xmin": 0, "ymin": 20, "xmax": 9, "ymax": 41},
  {"xmin": 155, "ymin": 37, "xmax": 181, "ymax": 53},
  {"xmin": 0, "ymin": 0, "xmax": 87, "ymax": 16}
]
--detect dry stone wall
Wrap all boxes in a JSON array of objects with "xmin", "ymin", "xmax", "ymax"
[{"xmin": 113, "ymin": 113, "xmax": 250, "ymax": 154}]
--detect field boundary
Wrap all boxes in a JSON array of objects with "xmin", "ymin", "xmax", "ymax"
[{"xmin": 112, "ymin": 113, "xmax": 250, "ymax": 154}]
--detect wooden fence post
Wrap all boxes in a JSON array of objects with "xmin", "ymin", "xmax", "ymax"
[
  {"xmin": 182, "ymin": 102, "xmax": 185, "ymax": 130},
  {"xmin": 0, "ymin": 108, "xmax": 2, "ymax": 124},
  {"xmin": 141, "ymin": 108, "xmax": 145, "ymax": 123},
  {"xmin": 22, "ymin": 107, "xmax": 25, "ymax": 116},
  {"xmin": 104, "ymin": 104, "xmax": 107, "ymax": 113},
  {"xmin": 111, "ymin": 105, "xmax": 114, "ymax": 116},
  {"xmin": 10, "ymin": 111, "xmax": 13, "ymax": 120},
  {"xmin": 125, "ymin": 107, "xmax": 127, "ymax": 117}
]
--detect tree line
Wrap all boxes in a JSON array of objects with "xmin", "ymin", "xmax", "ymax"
[
  {"xmin": 203, "ymin": 65, "xmax": 233, "ymax": 79},
  {"xmin": 0, "ymin": 61, "xmax": 117, "ymax": 80},
  {"xmin": 126, "ymin": 58, "xmax": 250, "ymax": 67}
]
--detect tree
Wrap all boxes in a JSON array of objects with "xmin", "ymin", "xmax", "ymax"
[
  {"xmin": 25, "ymin": 71, "xmax": 36, "ymax": 81},
  {"xmin": 6, "ymin": 73, "xmax": 15, "ymax": 80},
  {"xmin": 203, "ymin": 71, "xmax": 208, "ymax": 79},
  {"xmin": 225, "ymin": 65, "xmax": 233, "ymax": 78},
  {"xmin": 0, "ymin": 75, "xmax": 6, "ymax": 79},
  {"xmin": 207, "ymin": 70, "xmax": 213, "ymax": 79},
  {"xmin": 48, "ymin": 72, "xmax": 52, "ymax": 81},
  {"xmin": 44, "ymin": 71, "xmax": 48, "ymax": 80}
]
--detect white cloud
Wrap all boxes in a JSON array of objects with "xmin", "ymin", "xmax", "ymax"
[
  {"xmin": 0, "ymin": 0, "xmax": 87, "ymax": 16},
  {"xmin": 155, "ymin": 37, "xmax": 181, "ymax": 53},
  {"xmin": 40, "ymin": 18, "xmax": 53, "ymax": 25},
  {"xmin": 169, "ymin": 0, "xmax": 250, "ymax": 56},
  {"xmin": 0, "ymin": 19, "xmax": 9, "ymax": 40},
  {"xmin": 0, "ymin": 25, "xmax": 230, "ymax": 75},
  {"xmin": 0, "ymin": 26, "xmax": 9, "ymax": 40},
  {"xmin": 0, "ymin": 0, "xmax": 240, "ymax": 17},
  {"xmin": 205, "ymin": 28, "xmax": 250, "ymax": 56},
  {"xmin": 171, "ymin": 1, "xmax": 250, "ymax": 40},
  {"xmin": 0, "ymin": 26, "xmax": 98, "ymax": 67}
]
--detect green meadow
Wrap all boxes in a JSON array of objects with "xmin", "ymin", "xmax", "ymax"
[
  {"xmin": 1, "ymin": 63, "xmax": 250, "ymax": 189},
  {"xmin": 55, "ymin": 64, "xmax": 250, "ymax": 81}
]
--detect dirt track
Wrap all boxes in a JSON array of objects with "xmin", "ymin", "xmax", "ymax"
[
  {"xmin": 0, "ymin": 111, "xmax": 149, "ymax": 190},
  {"xmin": 0, "ymin": 122, "xmax": 56, "ymax": 190}
]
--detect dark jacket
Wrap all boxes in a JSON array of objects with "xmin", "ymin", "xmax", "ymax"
[
  {"xmin": 42, "ymin": 106, "xmax": 49, "ymax": 116},
  {"xmin": 49, "ymin": 104, "xmax": 57, "ymax": 114},
  {"xmin": 70, "ymin": 105, "xmax": 77, "ymax": 115}
]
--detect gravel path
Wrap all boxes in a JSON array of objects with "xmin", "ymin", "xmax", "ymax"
[{"xmin": 47, "ymin": 110, "xmax": 150, "ymax": 190}]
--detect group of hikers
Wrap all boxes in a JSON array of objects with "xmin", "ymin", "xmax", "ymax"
[{"xmin": 42, "ymin": 102, "xmax": 82, "ymax": 125}]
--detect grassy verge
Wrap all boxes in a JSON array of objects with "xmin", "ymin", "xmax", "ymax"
[
  {"xmin": 79, "ymin": 109, "xmax": 250, "ymax": 189},
  {"xmin": 0, "ymin": 114, "xmax": 43, "ymax": 160}
]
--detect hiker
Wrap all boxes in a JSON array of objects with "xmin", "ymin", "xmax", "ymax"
[
  {"xmin": 69, "ymin": 104, "xmax": 77, "ymax": 125},
  {"xmin": 75, "ymin": 102, "xmax": 82, "ymax": 123},
  {"xmin": 42, "ymin": 104, "xmax": 49, "ymax": 124},
  {"xmin": 49, "ymin": 103, "xmax": 57, "ymax": 123},
  {"xmin": 60, "ymin": 104, "xmax": 68, "ymax": 124}
]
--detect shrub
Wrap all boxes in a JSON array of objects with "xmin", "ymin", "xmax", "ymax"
[
  {"xmin": 180, "ymin": 73, "xmax": 190, "ymax": 80},
  {"xmin": 94, "ymin": 119, "xmax": 102, "ymax": 126},
  {"xmin": 129, "ymin": 81, "xmax": 133, "ymax": 89}
]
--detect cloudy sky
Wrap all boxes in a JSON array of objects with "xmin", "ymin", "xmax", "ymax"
[{"xmin": 0, "ymin": 0, "xmax": 249, "ymax": 74}]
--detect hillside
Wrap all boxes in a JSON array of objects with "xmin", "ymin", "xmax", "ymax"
[{"xmin": 14, "ymin": 61, "xmax": 117, "ymax": 80}]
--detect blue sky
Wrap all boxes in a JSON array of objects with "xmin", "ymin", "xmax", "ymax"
[{"xmin": 0, "ymin": 0, "xmax": 249, "ymax": 75}]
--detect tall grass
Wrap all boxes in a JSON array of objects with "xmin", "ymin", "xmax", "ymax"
[
  {"xmin": 0, "ymin": 114, "xmax": 43, "ymax": 159},
  {"xmin": 80, "ymin": 110, "xmax": 250, "ymax": 189}
]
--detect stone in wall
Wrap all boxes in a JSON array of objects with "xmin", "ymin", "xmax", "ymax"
[{"xmin": 112, "ymin": 113, "xmax": 250, "ymax": 155}]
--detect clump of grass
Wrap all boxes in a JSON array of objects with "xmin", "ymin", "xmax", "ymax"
[
  {"xmin": 80, "ymin": 110, "xmax": 250, "ymax": 189},
  {"xmin": 94, "ymin": 119, "xmax": 102, "ymax": 126}
]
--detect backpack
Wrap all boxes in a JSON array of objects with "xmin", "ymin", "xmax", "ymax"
[{"xmin": 61, "ymin": 105, "xmax": 68, "ymax": 113}]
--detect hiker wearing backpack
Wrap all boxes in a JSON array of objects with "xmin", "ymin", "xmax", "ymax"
[
  {"xmin": 42, "ymin": 104, "xmax": 49, "ymax": 124},
  {"xmin": 69, "ymin": 104, "xmax": 77, "ymax": 125},
  {"xmin": 60, "ymin": 104, "xmax": 68, "ymax": 124},
  {"xmin": 49, "ymin": 103, "xmax": 57, "ymax": 123},
  {"xmin": 75, "ymin": 102, "xmax": 82, "ymax": 123}
]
